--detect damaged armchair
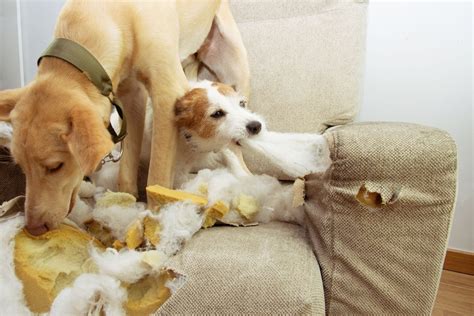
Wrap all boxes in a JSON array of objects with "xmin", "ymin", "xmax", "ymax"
[{"xmin": 153, "ymin": 0, "xmax": 457, "ymax": 314}]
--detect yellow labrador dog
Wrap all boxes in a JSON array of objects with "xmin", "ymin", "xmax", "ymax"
[{"xmin": 0, "ymin": 0, "xmax": 249, "ymax": 235}]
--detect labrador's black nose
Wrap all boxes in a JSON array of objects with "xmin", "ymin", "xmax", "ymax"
[{"xmin": 246, "ymin": 121, "xmax": 262, "ymax": 135}]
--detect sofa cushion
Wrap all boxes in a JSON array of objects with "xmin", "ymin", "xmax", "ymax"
[
  {"xmin": 231, "ymin": 0, "xmax": 368, "ymax": 134},
  {"xmin": 156, "ymin": 222, "xmax": 325, "ymax": 315}
]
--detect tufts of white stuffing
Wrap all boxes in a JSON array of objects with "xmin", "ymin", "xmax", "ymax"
[
  {"xmin": 79, "ymin": 181, "xmax": 96, "ymax": 198},
  {"xmin": 0, "ymin": 216, "xmax": 31, "ymax": 316},
  {"xmin": 92, "ymin": 203, "xmax": 145, "ymax": 241},
  {"xmin": 67, "ymin": 197, "xmax": 93, "ymax": 227},
  {"xmin": 90, "ymin": 247, "xmax": 150, "ymax": 284},
  {"xmin": 241, "ymin": 131, "xmax": 331, "ymax": 178},
  {"xmin": 182, "ymin": 169, "xmax": 306, "ymax": 226},
  {"xmin": 89, "ymin": 160, "xmax": 120, "ymax": 193},
  {"xmin": 50, "ymin": 273, "xmax": 127, "ymax": 316},
  {"xmin": 155, "ymin": 202, "xmax": 203, "ymax": 256}
]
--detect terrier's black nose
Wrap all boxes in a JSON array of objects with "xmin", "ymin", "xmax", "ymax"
[{"xmin": 246, "ymin": 121, "xmax": 262, "ymax": 135}]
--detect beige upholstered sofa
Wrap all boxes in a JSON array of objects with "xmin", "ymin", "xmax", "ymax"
[{"xmin": 156, "ymin": 0, "xmax": 457, "ymax": 314}]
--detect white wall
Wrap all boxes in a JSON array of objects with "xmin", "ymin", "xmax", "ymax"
[
  {"xmin": 360, "ymin": 2, "xmax": 473, "ymax": 251},
  {"xmin": 0, "ymin": 0, "xmax": 21, "ymax": 89},
  {"xmin": 19, "ymin": 0, "xmax": 64, "ymax": 84}
]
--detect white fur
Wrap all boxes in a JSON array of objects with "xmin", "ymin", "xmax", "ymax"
[
  {"xmin": 50, "ymin": 273, "xmax": 127, "ymax": 316},
  {"xmin": 93, "ymin": 80, "xmax": 263, "ymax": 189},
  {"xmin": 0, "ymin": 215, "xmax": 31, "ymax": 316}
]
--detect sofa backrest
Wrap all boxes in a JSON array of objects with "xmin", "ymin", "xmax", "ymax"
[{"xmin": 230, "ymin": 0, "xmax": 368, "ymax": 133}]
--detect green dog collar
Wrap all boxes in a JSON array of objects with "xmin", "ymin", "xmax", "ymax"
[{"xmin": 37, "ymin": 38, "xmax": 127, "ymax": 144}]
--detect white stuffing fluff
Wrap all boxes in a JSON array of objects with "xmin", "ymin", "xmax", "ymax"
[
  {"xmin": 79, "ymin": 180, "xmax": 96, "ymax": 198},
  {"xmin": 0, "ymin": 215, "xmax": 31, "ymax": 316},
  {"xmin": 0, "ymin": 122, "xmax": 13, "ymax": 147},
  {"xmin": 67, "ymin": 196, "xmax": 93, "ymax": 227},
  {"xmin": 241, "ymin": 131, "xmax": 331, "ymax": 178},
  {"xmin": 50, "ymin": 273, "xmax": 127, "ymax": 316},
  {"xmin": 155, "ymin": 202, "xmax": 203, "ymax": 256},
  {"xmin": 89, "ymin": 161, "xmax": 120, "ymax": 192},
  {"xmin": 90, "ymin": 247, "xmax": 151, "ymax": 284},
  {"xmin": 182, "ymin": 168, "xmax": 306, "ymax": 225},
  {"xmin": 92, "ymin": 201, "xmax": 145, "ymax": 241}
]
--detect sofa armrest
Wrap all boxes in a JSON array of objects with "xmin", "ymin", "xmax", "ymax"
[{"xmin": 304, "ymin": 122, "xmax": 457, "ymax": 314}]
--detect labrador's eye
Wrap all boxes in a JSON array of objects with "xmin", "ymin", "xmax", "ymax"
[
  {"xmin": 47, "ymin": 162, "xmax": 64, "ymax": 174},
  {"xmin": 211, "ymin": 110, "xmax": 226, "ymax": 119},
  {"xmin": 239, "ymin": 100, "xmax": 247, "ymax": 108}
]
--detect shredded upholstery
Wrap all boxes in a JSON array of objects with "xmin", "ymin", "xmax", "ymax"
[{"xmin": 50, "ymin": 273, "xmax": 127, "ymax": 316}]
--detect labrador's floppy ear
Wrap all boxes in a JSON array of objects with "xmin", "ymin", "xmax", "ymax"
[
  {"xmin": 67, "ymin": 106, "xmax": 114, "ymax": 175},
  {"xmin": 0, "ymin": 87, "xmax": 28, "ymax": 121}
]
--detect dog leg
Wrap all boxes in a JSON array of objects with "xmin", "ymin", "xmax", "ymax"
[
  {"xmin": 197, "ymin": 0, "xmax": 250, "ymax": 99},
  {"xmin": 222, "ymin": 144, "xmax": 252, "ymax": 178},
  {"xmin": 117, "ymin": 79, "xmax": 147, "ymax": 197},
  {"xmin": 143, "ymin": 57, "xmax": 189, "ymax": 191}
]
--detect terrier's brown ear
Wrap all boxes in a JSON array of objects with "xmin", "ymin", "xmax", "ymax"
[
  {"xmin": 174, "ymin": 88, "xmax": 208, "ymax": 129},
  {"xmin": 0, "ymin": 87, "xmax": 28, "ymax": 121},
  {"xmin": 67, "ymin": 107, "xmax": 114, "ymax": 175}
]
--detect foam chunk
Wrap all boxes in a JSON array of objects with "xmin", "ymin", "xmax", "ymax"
[
  {"xmin": 144, "ymin": 216, "xmax": 160, "ymax": 246},
  {"xmin": 96, "ymin": 191, "xmax": 136, "ymax": 208},
  {"xmin": 125, "ymin": 220, "xmax": 144, "ymax": 249},
  {"xmin": 14, "ymin": 225, "xmax": 103, "ymax": 313},
  {"xmin": 234, "ymin": 194, "xmax": 259, "ymax": 220},
  {"xmin": 147, "ymin": 185, "xmax": 208, "ymax": 210}
]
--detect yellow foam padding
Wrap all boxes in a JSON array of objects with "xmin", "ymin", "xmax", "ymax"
[
  {"xmin": 125, "ymin": 270, "xmax": 176, "ymax": 316},
  {"xmin": 113, "ymin": 239, "xmax": 125, "ymax": 250},
  {"xmin": 207, "ymin": 200, "xmax": 229, "ymax": 219},
  {"xmin": 146, "ymin": 185, "xmax": 208, "ymax": 210},
  {"xmin": 202, "ymin": 215, "xmax": 217, "ymax": 229},
  {"xmin": 14, "ymin": 225, "xmax": 103, "ymax": 313},
  {"xmin": 125, "ymin": 220, "xmax": 144, "ymax": 249},
  {"xmin": 234, "ymin": 194, "xmax": 259, "ymax": 220},
  {"xmin": 14, "ymin": 224, "xmax": 179, "ymax": 314},
  {"xmin": 202, "ymin": 201, "xmax": 230, "ymax": 229},
  {"xmin": 95, "ymin": 191, "xmax": 137, "ymax": 208},
  {"xmin": 143, "ymin": 216, "xmax": 160, "ymax": 246}
]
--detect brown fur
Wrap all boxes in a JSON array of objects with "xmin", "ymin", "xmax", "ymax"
[{"xmin": 175, "ymin": 88, "xmax": 217, "ymax": 139}]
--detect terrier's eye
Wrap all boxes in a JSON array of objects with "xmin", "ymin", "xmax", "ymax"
[
  {"xmin": 210, "ymin": 110, "xmax": 226, "ymax": 119},
  {"xmin": 239, "ymin": 100, "xmax": 247, "ymax": 108},
  {"xmin": 46, "ymin": 162, "xmax": 64, "ymax": 174}
]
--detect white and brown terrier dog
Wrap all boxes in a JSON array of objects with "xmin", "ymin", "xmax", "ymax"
[
  {"xmin": 171, "ymin": 80, "xmax": 264, "ymax": 187},
  {"xmin": 90, "ymin": 80, "xmax": 263, "ymax": 192}
]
